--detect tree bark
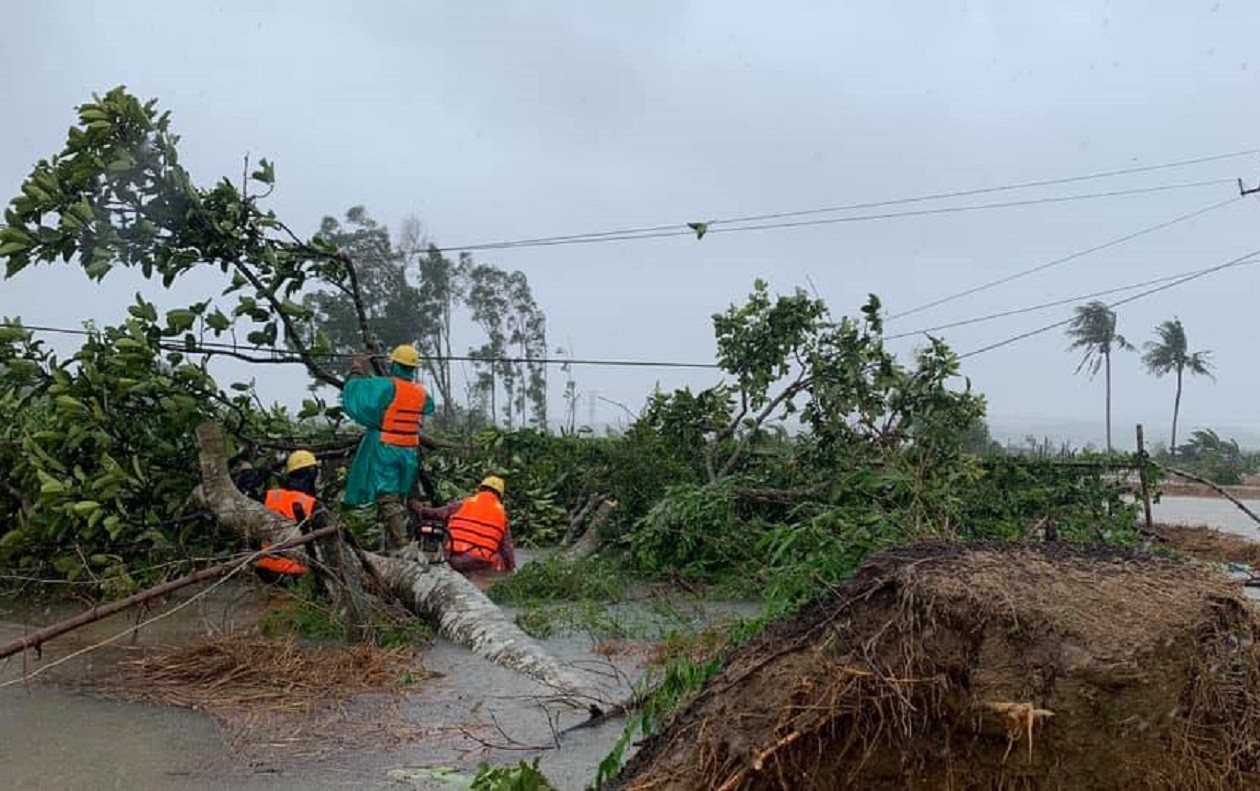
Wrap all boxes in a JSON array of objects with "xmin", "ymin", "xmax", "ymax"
[
  {"xmin": 194, "ymin": 421, "xmax": 613, "ymax": 713},
  {"xmin": 562, "ymin": 498, "xmax": 616, "ymax": 563},
  {"xmin": 1171, "ymin": 367, "xmax": 1183, "ymax": 462},
  {"xmin": 1105, "ymin": 349, "xmax": 1113, "ymax": 452}
]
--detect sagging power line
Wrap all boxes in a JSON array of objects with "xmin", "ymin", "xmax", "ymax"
[
  {"xmin": 887, "ymin": 258, "xmax": 1260, "ymax": 340},
  {"xmin": 956, "ymin": 249, "xmax": 1260, "ymax": 360},
  {"xmin": 434, "ymin": 179, "xmax": 1233, "ymax": 253},
  {"xmin": 885, "ymin": 195, "xmax": 1241, "ymax": 321},
  {"xmin": 434, "ymin": 148, "xmax": 1260, "ymax": 252}
]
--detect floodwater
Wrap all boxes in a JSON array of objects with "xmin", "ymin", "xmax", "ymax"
[
  {"xmin": 0, "ymin": 561, "xmax": 746, "ymax": 791},
  {"xmin": 4, "ymin": 500, "xmax": 1256, "ymax": 790},
  {"xmin": 1151, "ymin": 495, "xmax": 1260, "ymax": 541}
]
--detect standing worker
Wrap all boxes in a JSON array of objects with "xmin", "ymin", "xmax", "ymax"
[
  {"xmin": 342, "ymin": 344, "xmax": 435, "ymax": 553},
  {"xmin": 413, "ymin": 476, "xmax": 516, "ymax": 575}
]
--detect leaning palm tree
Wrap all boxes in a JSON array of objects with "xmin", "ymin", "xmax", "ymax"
[
  {"xmin": 1141, "ymin": 318, "xmax": 1214, "ymax": 460},
  {"xmin": 1066, "ymin": 301, "xmax": 1133, "ymax": 451}
]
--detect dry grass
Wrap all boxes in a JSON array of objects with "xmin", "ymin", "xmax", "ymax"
[
  {"xmin": 1154, "ymin": 522, "xmax": 1260, "ymax": 567},
  {"xmin": 84, "ymin": 635, "xmax": 444, "ymax": 758}
]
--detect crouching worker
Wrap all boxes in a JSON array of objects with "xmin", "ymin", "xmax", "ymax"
[
  {"xmin": 255, "ymin": 450, "xmax": 322, "ymax": 580},
  {"xmin": 412, "ymin": 476, "xmax": 516, "ymax": 575}
]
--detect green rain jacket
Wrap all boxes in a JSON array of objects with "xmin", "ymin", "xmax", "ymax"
[{"xmin": 341, "ymin": 363, "xmax": 435, "ymax": 506}]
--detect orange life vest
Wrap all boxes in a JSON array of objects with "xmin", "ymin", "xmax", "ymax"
[
  {"xmin": 380, "ymin": 379, "xmax": 427, "ymax": 447},
  {"xmin": 447, "ymin": 491, "xmax": 508, "ymax": 568},
  {"xmin": 257, "ymin": 489, "xmax": 315, "ymax": 576}
]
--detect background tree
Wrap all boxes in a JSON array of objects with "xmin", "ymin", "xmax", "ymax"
[
  {"xmin": 304, "ymin": 207, "xmax": 417, "ymax": 364},
  {"xmin": 1066, "ymin": 301, "xmax": 1133, "ymax": 452},
  {"xmin": 1141, "ymin": 318, "xmax": 1213, "ymax": 460}
]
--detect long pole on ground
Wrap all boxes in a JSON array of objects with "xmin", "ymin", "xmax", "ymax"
[
  {"xmin": 1156, "ymin": 462, "xmax": 1260, "ymax": 528},
  {"xmin": 0, "ymin": 525, "xmax": 341, "ymax": 661},
  {"xmin": 1136, "ymin": 424, "xmax": 1154, "ymax": 533}
]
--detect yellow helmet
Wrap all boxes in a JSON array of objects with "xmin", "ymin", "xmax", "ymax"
[
  {"xmin": 479, "ymin": 476, "xmax": 505, "ymax": 496},
  {"xmin": 285, "ymin": 450, "xmax": 317, "ymax": 473},
  {"xmin": 389, "ymin": 344, "xmax": 420, "ymax": 368}
]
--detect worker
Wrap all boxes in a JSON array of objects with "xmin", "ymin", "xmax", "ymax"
[
  {"xmin": 254, "ymin": 450, "xmax": 321, "ymax": 579},
  {"xmin": 413, "ymin": 476, "xmax": 516, "ymax": 574},
  {"xmin": 342, "ymin": 344, "xmax": 435, "ymax": 553}
]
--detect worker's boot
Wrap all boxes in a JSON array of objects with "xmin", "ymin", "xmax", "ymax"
[{"xmin": 377, "ymin": 494, "xmax": 410, "ymax": 554}]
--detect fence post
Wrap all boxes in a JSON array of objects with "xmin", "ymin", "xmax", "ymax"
[{"xmin": 1136, "ymin": 424, "xmax": 1154, "ymax": 533}]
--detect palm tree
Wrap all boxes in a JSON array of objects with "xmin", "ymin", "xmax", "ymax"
[
  {"xmin": 1141, "ymin": 318, "xmax": 1214, "ymax": 460},
  {"xmin": 1066, "ymin": 301, "xmax": 1133, "ymax": 451}
]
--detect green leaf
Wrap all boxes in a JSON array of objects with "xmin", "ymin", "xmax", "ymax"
[
  {"xmin": 0, "ymin": 240, "xmax": 32, "ymax": 257},
  {"xmin": 166, "ymin": 308, "xmax": 197, "ymax": 332},
  {"xmin": 205, "ymin": 311, "xmax": 230, "ymax": 332}
]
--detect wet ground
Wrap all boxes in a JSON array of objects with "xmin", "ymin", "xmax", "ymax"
[
  {"xmin": 4, "ymin": 503, "xmax": 1259, "ymax": 790},
  {"xmin": 0, "ymin": 553, "xmax": 749, "ymax": 791}
]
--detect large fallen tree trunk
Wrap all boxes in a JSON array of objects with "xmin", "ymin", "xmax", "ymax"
[{"xmin": 195, "ymin": 421, "xmax": 614, "ymax": 713}]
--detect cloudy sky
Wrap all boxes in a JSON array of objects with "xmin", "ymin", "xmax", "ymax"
[{"xmin": 2, "ymin": 1, "xmax": 1258, "ymax": 448}]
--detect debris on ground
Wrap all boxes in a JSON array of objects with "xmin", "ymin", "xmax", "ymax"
[
  {"xmin": 81, "ymin": 635, "xmax": 444, "ymax": 758},
  {"xmin": 612, "ymin": 542, "xmax": 1260, "ymax": 790},
  {"xmin": 1153, "ymin": 522, "xmax": 1260, "ymax": 568}
]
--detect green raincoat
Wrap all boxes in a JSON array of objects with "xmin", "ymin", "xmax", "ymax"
[{"xmin": 341, "ymin": 363, "xmax": 435, "ymax": 506}]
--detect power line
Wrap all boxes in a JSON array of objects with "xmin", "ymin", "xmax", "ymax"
[
  {"xmin": 885, "ymin": 259, "xmax": 1260, "ymax": 340},
  {"xmin": 433, "ymin": 148, "xmax": 1260, "ymax": 252},
  {"xmin": 956, "ymin": 249, "xmax": 1260, "ymax": 360},
  {"xmin": 434, "ymin": 179, "xmax": 1233, "ymax": 253},
  {"xmin": 885, "ymin": 195, "xmax": 1240, "ymax": 321},
  {"xmin": 0, "ymin": 321, "xmax": 721, "ymax": 370}
]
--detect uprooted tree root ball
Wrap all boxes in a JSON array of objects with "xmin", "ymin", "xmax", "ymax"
[{"xmin": 612, "ymin": 542, "xmax": 1260, "ymax": 790}]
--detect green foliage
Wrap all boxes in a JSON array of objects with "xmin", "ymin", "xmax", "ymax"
[
  {"xmin": 259, "ymin": 575, "xmax": 435, "ymax": 647},
  {"xmin": 1165, "ymin": 429, "xmax": 1246, "ymax": 485},
  {"xmin": 487, "ymin": 554, "xmax": 626, "ymax": 605},
  {"xmin": 629, "ymin": 480, "xmax": 750, "ymax": 580},
  {"xmin": 958, "ymin": 455, "xmax": 1143, "ymax": 543},
  {"xmin": 471, "ymin": 759, "xmax": 556, "ymax": 791}
]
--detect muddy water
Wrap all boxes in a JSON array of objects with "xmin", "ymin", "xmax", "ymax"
[
  {"xmin": 1152, "ymin": 495, "xmax": 1260, "ymax": 541},
  {"xmin": 0, "ymin": 568, "xmax": 746, "ymax": 791}
]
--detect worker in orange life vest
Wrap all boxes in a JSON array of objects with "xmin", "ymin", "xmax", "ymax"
[
  {"xmin": 342, "ymin": 344, "xmax": 436, "ymax": 554},
  {"xmin": 412, "ymin": 476, "xmax": 516, "ymax": 574},
  {"xmin": 254, "ymin": 449, "xmax": 321, "ymax": 578}
]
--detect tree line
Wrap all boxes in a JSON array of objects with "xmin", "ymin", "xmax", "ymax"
[{"xmin": 1066, "ymin": 301, "xmax": 1214, "ymax": 457}]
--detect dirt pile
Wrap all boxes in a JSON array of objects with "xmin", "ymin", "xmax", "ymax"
[{"xmin": 613, "ymin": 542, "xmax": 1260, "ymax": 790}]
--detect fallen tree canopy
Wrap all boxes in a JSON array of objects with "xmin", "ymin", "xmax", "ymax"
[
  {"xmin": 194, "ymin": 421, "xmax": 617, "ymax": 714},
  {"xmin": 612, "ymin": 542, "xmax": 1260, "ymax": 790}
]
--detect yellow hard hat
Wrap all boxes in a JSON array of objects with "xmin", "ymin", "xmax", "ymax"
[
  {"xmin": 479, "ymin": 476, "xmax": 505, "ymax": 496},
  {"xmin": 285, "ymin": 450, "xmax": 317, "ymax": 473},
  {"xmin": 389, "ymin": 344, "xmax": 420, "ymax": 368}
]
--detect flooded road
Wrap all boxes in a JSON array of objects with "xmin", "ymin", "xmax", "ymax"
[
  {"xmin": 0, "ymin": 567, "xmax": 734, "ymax": 791},
  {"xmin": 5, "ymin": 502, "xmax": 1258, "ymax": 789},
  {"xmin": 1152, "ymin": 495, "xmax": 1260, "ymax": 541}
]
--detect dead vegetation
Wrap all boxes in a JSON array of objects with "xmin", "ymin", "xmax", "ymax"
[
  {"xmin": 1153, "ymin": 522, "xmax": 1260, "ymax": 567},
  {"xmin": 612, "ymin": 542, "xmax": 1260, "ymax": 790},
  {"xmin": 82, "ymin": 635, "xmax": 443, "ymax": 758}
]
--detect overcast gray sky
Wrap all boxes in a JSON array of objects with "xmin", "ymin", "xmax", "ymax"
[{"xmin": 2, "ymin": 1, "xmax": 1258, "ymax": 448}]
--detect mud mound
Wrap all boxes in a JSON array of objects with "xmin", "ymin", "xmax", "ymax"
[{"xmin": 613, "ymin": 542, "xmax": 1260, "ymax": 790}]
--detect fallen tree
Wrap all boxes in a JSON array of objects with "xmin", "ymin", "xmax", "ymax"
[
  {"xmin": 195, "ymin": 421, "xmax": 615, "ymax": 714},
  {"xmin": 612, "ymin": 542, "xmax": 1260, "ymax": 790}
]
